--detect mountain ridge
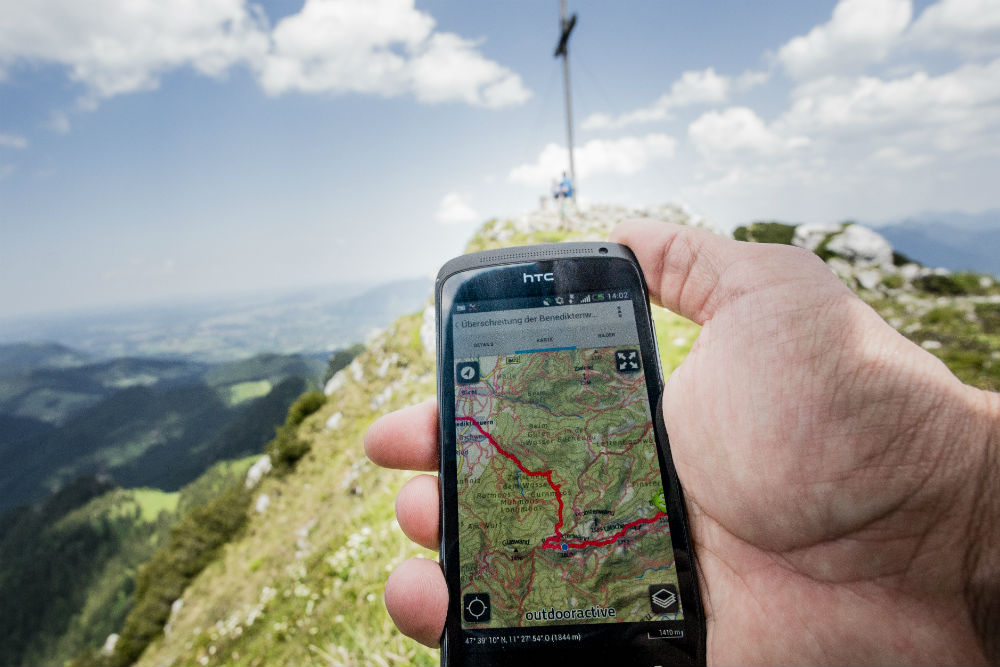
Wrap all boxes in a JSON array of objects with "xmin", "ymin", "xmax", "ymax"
[
  {"xmin": 871, "ymin": 209, "xmax": 1000, "ymax": 278},
  {"xmin": 0, "ymin": 278, "xmax": 432, "ymax": 363}
]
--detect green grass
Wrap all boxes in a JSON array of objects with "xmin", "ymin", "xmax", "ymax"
[
  {"xmin": 652, "ymin": 307, "xmax": 700, "ymax": 376},
  {"xmin": 130, "ymin": 489, "xmax": 180, "ymax": 522},
  {"xmin": 220, "ymin": 381, "xmax": 273, "ymax": 407},
  {"xmin": 177, "ymin": 457, "xmax": 257, "ymax": 516},
  {"xmin": 732, "ymin": 221, "xmax": 797, "ymax": 245},
  {"xmin": 975, "ymin": 302, "xmax": 1000, "ymax": 334},
  {"xmin": 464, "ymin": 220, "xmax": 575, "ymax": 253},
  {"xmin": 882, "ymin": 273, "xmax": 904, "ymax": 290},
  {"xmin": 861, "ymin": 282, "xmax": 1000, "ymax": 393}
]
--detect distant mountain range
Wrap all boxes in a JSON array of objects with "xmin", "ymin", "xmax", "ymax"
[
  {"xmin": 873, "ymin": 209, "xmax": 1000, "ymax": 278},
  {"xmin": 0, "ymin": 277, "xmax": 431, "ymax": 511},
  {"xmin": 0, "ymin": 278, "xmax": 431, "ymax": 362}
]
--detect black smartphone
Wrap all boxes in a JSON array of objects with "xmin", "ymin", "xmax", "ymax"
[{"xmin": 435, "ymin": 243, "xmax": 705, "ymax": 667}]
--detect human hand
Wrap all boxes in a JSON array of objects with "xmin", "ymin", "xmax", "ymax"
[{"xmin": 365, "ymin": 220, "xmax": 999, "ymax": 664}]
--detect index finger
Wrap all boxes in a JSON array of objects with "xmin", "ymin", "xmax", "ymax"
[{"xmin": 364, "ymin": 399, "xmax": 439, "ymax": 471}]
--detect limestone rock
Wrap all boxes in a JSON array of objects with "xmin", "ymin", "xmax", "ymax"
[
  {"xmin": 255, "ymin": 493, "xmax": 270, "ymax": 514},
  {"xmin": 325, "ymin": 412, "xmax": 343, "ymax": 431},
  {"xmin": 856, "ymin": 268, "xmax": 883, "ymax": 291},
  {"xmin": 244, "ymin": 455, "xmax": 273, "ymax": 490},
  {"xmin": 826, "ymin": 257, "xmax": 855, "ymax": 283},
  {"xmin": 793, "ymin": 223, "xmax": 842, "ymax": 252},
  {"xmin": 324, "ymin": 368, "xmax": 348, "ymax": 396},
  {"xmin": 163, "ymin": 599, "xmax": 184, "ymax": 637},
  {"xmin": 900, "ymin": 263, "xmax": 922, "ymax": 281},
  {"xmin": 101, "ymin": 633, "xmax": 119, "ymax": 656},
  {"xmin": 824, "ymin": 224, "xmax": 893, "ymax": 268}
]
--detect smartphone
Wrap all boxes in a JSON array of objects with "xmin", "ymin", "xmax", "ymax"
[{"xmin": 435, "ymin": 243, "xmax": 705, "ymax": 667}]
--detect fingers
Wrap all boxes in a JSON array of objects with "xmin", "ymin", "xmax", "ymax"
[
  {"xmin": 385, "ymin": 557, "xmax": 448, "ymax": 648},
  {"xmin": 364, "ymin": 399, "xmax": 439, "ymax": 471},
  {"xmin": 396, "ymin": 474, "xmax": 440, "ymax": 551},
  {"xmin": 610, "ymin": 219, "xmax": 744, "ymax": 325},
  {"xmin": 372, "ymin": 409, "xmax": 446, "ymax": 646}
]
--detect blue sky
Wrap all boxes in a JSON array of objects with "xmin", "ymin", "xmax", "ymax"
[{"xmin": 1, "ymin": 0, "xmax": 999, "ymax": 318}]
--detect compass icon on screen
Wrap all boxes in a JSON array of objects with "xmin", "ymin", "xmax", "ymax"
[{"xmin": 456, "ymin": 361, "xmax": 479, "ymax": 385}]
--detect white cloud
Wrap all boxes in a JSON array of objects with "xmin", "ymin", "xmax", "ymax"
[
  {"xmin": 0, "ymin": 0, "xmax": 269, "ymax": 101},
  {"xmin": 668, "ymin": 68, "xmax": 733, "ymax": 106},
  {"xmin": 736, "ymin": 70, "xmax": 771, "ymax": 91},
  {"xmin": 689, "ymin": 107, "xmax": 808, "ymax": 160},
  {"xmin": 582, "ymin": 68, "xmax": 762, "ymax": 131},
  {"xmin": 684, "ymin": 54, "xmax": 1000, "ymax": 225},
  {"xmin": 436, "ymin": 192, "xmax": 478, "ymax": 225},
  {"xmin": 777, "ymin": 59, "xmax": 1000, "ymax": 153},
  {"xmin": 508, "ymin": 134, "xmax": 676, "ymax": 188},
  {"xmin": 909, "ymin": 0, "xmax": 1000, "ymax": 56},
  {"xmin": 0, "ymin": 0, "xmax": 529, "ymax": 112},
  {"xmin": 568, "ymin": 0, "xmax": 1000, "ymax": 227},
  {"xmin": 777, "ymin": 0, "xmax": 912, "ymax": 80},
  {"xmin": 250, "ymin": 0, "xmax": 531, "ymax": 106},
  {"xmin": 408, "ymin": 33, "xmax": 530, "ymax": 107},
  {"xmin": 869, "ymin": 145, "xmax": 931, "ymax": 170},
  {"xmin": 0, "ymin": 133, "xmax": 27, "ymax": 149},
  {"xmin": 689, "ymin": 58, "xmax": 1000, "ymax": 172},
  {"xmin": 259, "ymin": 0, "xmax": 426, "ymax": 96},
  {"xmin": 582, "ymin": 108, "xmax": 668, "ymax": 132}
]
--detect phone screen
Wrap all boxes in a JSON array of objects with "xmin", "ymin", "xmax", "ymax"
[
  {"xmin": 438, "ymin": 253, "xmax": 702, "ymax": 665},
  {"xmin": 449, "ymin": 290, "xmax": 683, "ymax": 630}
]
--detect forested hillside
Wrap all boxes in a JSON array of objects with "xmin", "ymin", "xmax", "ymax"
[
  {"xmin": 0, "ymin": 350, "xmax": 330, "ymax": 666},
  {"xmin": 0, "ymin": 353, "xmax": 324, "ymax": 511}
]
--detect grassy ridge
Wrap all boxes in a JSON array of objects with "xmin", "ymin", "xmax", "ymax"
[{"xmin": 129, "ymin": 311, "xmax": 436, "ymax": 666}]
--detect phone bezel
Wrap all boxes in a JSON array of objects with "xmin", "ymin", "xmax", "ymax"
[{"xmin": 435, "ymin": 243, "xmax": 705, "ymax": 667}]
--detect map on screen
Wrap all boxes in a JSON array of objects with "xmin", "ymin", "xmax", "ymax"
[{"xmin": 454, "ymin": 345, "xmax": 683, "ymax": 629}]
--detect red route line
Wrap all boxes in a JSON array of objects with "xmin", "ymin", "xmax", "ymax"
[{"xmin": 456, "ymin": 416, "xmax": 665, "ymax": 551}]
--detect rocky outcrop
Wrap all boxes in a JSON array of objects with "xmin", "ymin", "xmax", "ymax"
[
  {"xmin": 822, "ymin": 224, "xmax": 894, "ymax": 268},
  {"xmin": 243, "ymin": 455, "xmax": 272, "ymax": 490}
]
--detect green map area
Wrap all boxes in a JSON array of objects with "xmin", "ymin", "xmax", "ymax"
[{"xmin": 455, "ymin": 346, "xmax": 682, "ymax": 628}]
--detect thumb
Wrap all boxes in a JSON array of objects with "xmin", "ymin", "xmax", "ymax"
[{"xmin": 609, "ymin": 219, "xmax": 750, "ymax": 325}]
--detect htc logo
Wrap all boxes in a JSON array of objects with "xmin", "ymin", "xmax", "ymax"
[{"xmin": 523, "ymin": 272, "xmax": 554, "ymax": 283}]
